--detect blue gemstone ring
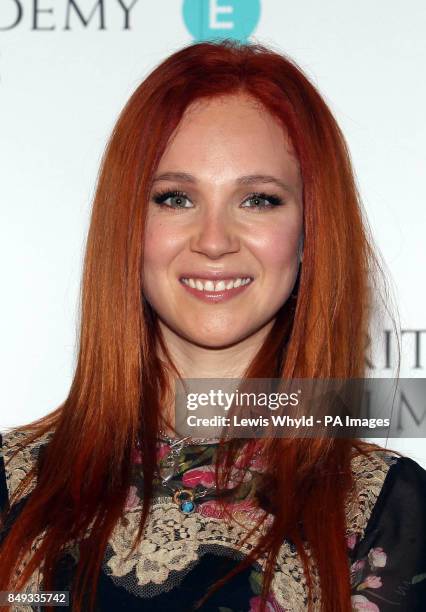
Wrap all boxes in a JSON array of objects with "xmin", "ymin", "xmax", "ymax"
[
  {"xmin": 173, "ymin": 488, "xmax": 195, "ymax": 505},
  {"xmin": 180, "ymin": 500, "xmax": 196, "ymax": 513},
  {"xmin": 171, "ymin": 486, "xmax": 216, "ymax": 513}
]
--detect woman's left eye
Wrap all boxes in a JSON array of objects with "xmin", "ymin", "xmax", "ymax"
[{"xmin": 241, "ymin": 192, "xmax": 284, "ymax": 210}]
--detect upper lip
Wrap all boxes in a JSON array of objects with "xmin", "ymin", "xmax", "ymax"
[{"xmin": 179, "ymin": 271, "xmax": 254, "ymax": 281}]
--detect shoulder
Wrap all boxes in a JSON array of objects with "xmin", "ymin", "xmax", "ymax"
[
  {"xmin": 346, "ymin": 446, "xmax": 425, "ymax": 539},
  {"xmin": 361, "ymin": 450, "xmax": 426, "ymax": 534},
  {"xmin": 350, "ymin": 446, "xmax": 426, "ymax": 503},
  {"xmin": 0, "ymin": 428, "xmax": 53, "ymax": 508},
  {"xmin": 348, "ymin": 450, "xmax": 426, "ymax": 609}
]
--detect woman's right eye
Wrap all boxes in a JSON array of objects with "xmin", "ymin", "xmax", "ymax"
[{"xmin": 152, "ymin": 190, "xmax": 193, "ymax": 209}]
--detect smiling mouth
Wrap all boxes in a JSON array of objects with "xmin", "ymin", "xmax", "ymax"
[{"xmin": 179, "ymin": 277, "xmax": 254, "ymax": 292}]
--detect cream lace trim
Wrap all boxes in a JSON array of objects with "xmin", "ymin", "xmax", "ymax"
[
  {"xmin": 1, "ymin": 429, "xmax": 398, "ymax": 611},
  {"xmin": 1, "ymin": 430, "xmax": 51, "ymax": 612},
  {"xmin": 344, "ymin": 450, "xmax": 399, "ymax": 540},
  {"xmin": 102, "ymin": 500, "xmax": 312, "ymax": 610}
]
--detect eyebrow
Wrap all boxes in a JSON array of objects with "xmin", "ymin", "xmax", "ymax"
[{"xmin": 151, "ymin": 172, "xmax": 294, "ymax": 194}]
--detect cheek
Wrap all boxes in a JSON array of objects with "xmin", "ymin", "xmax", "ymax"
[
  {"xmin": 142, "ymin": 218, "xmax": 182, "ymax": 277},
  {"xmin": 249, "ymin": 223, "xmax": 300, "ymax": 270}
]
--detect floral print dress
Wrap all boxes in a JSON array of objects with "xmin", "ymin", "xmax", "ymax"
[{"xmin": 1, "ymin": 430, "xmax": 426, "ymax": 611}]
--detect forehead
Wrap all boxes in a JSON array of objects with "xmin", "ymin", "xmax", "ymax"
[{"xmin": 159, "ymin": 94, "xmax": 299, "ymax": 173}]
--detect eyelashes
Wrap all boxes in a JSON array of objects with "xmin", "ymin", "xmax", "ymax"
[
  {"xmin": 152, "ymin": 190, "xmax": 190, "ymax": 208},
  {"xmin": 244, "ymin": 192, "xmax": 284, "ymax": 208},
  {"xmin": 151, "ymin": 189, "xmax": 285, "ymax": 211}
]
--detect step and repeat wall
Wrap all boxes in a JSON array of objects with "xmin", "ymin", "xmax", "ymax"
[{"xmin": 1, "ymin": 1, "xmax": 425, "ymax": 463}]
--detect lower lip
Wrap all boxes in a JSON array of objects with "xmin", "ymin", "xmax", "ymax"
[{"xmin": 179, "ymin": 279, "xmax": 254, "ymax": 303}]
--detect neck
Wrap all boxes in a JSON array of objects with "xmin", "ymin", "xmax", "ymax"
[
  {"xmin": 157, "ymin": 319, "xmax": 274, "ymax": 378},
  {"xmin": 156, "ymin": 319, "xmax": 275, "ymax": 435}
]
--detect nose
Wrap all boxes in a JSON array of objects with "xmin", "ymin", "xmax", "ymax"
[{"xmin": 189, "ymin": 206, "xmax": 240, "ymax": 259}]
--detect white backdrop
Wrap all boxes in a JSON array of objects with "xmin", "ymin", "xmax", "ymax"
[{"xmin": 1, "ymin": 1, "xmax": 425, "ymax": 465}]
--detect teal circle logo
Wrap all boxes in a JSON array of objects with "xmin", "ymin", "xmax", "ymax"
[{"xmin": 182, "ymin": 0, "xmax": 261, "ymax": 42}]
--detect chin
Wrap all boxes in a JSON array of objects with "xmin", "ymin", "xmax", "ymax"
[
  {"xmin": 181, "ymin": 329, "xmax": 249, "ymax": 350},
  {"xmin": 178, "ymin": 321, "xmax": 266, "ymax": 349},
  {"xmin": 190, "ymin": 336, "xmax": 245, "ymax": 349}
]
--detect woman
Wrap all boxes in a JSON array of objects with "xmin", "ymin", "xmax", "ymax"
[{"xmin": 1, "ymin": 40, "xmax": 425, "ymax": 612}]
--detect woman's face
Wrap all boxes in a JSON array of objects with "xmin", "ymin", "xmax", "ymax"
[{"xmin": 143, "ymin": 93, "xmax": 303, "ymax": 349}]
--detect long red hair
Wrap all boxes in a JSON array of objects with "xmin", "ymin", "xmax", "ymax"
[{"xmin": 0, "ymin": 39, "xmax": 401, "ymax": 612}]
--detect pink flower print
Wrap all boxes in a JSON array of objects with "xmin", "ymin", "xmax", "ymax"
[
  {"xmin": 234, "ymin": 449, "xmax": 267, "ymax": 472},
  {"xmin": 125, "ymin": 485, "xmax": 140, "ymax": 510},
  {"xmin": 249, "ymin": 593, "xmax": 286, "ymax": 611},
  {"xmin": 227, "ymin": 466, "xmax": 252, "ymax": 487},
  {"xmin": 157, "ymin": 442, "xmax": 172, "ymax": 463},
  {"xmin": 197, "ymin": 498, "xmax": 265, "ymax": 522},
  {"xmin": 351, "ymin": 594, "xmax": 379, "ymax": 611},
  {"xmin": 197, "ymin": 499, "xmax": 224, "ymax": 519},
  {"xmin": 359, "ymin": 575, "xmax": 383, "ymax": 589},
  {"xmin": 182, "ymin": 465, "xmax": 216, "ymax": 488},
  {"xmin": 368, "ymin": 547, "xmax": 387, "ymax": 569},
  {"xmin": 350, "ymin": 558, "xmax": 366, "ymax": 588},
  {"xmin": 346, "ymin": 533, "xmax": 357, "ymax": 550},
  {"xmin": 351, "ymin": 559, "xmax": 366, "ymax": 573},
  {"xmin": 182, "ymin": 465, "xmax": 251, "ymax": 489},
  {"xmin": 231, "ymin": 499, "xmax": 266, "ymax": 523},
  {"xmin": 132, "ymin": 441, "xmax": 173, "ymax": 465}
]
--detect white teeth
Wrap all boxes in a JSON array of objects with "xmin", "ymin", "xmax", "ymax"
[{"xmin": 181, "ymin": 277, "xmax": 252, "ymax": 292}]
